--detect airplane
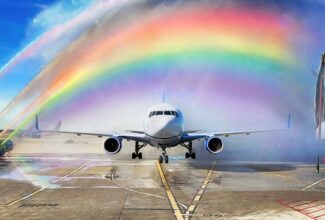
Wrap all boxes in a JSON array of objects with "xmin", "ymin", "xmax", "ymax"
[
  {"xmin": 34, "ymin": 102, "xmax": 290, "ymax": 163},
  {"xmin": 0, "ymin": 116, "xmax": 61, "ymax": 157},
  {"xmin": 18, "ymin": 115, "xmax": 62, "ymax": 139}
]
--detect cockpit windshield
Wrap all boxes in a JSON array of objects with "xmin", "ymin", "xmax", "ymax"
[
  {"xmin": 164, "ymin": 111, "xmax": 172, "ymax": 115},
  {"xmin": 149, "ymin": 110, "xmax": 178, "ymax": 117}
]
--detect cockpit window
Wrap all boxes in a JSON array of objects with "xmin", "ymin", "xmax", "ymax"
[
  {"xmin": 149, "ymin": 110, "xmax": 179, "ymax": 117},
  {"xmin": 165, "ymin": 111, "xmax": 178, "ymax": 117},
  {"xmin": 164, "ymin": 111, "xmax": 172, "ymax": 115}
]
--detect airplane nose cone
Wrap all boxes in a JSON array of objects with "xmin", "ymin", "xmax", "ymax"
[{"xmin": 154, "ymin": 118, "xmax": 181, "ymax": 138}]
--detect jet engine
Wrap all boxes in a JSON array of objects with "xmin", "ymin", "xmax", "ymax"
[
  {"xmin": 4, "ymin": 140, "xmax": 13, "ymax": 152},
  {"xmin": 0, "ymin": 139, "xmax": 13, "ymax": 156},
  {"xmin": 104, "ymin": 137, "xmax": 121, "ymax": 154},
  {"xmin": 205, "ymin": 137, "xmax": 223, "ymax": 154}
]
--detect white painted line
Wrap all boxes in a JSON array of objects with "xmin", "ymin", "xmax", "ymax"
[
  {"xmin": 7, "ymin": 160, "xmax": 94, "ymax": 206},
  {"xmin": 302, "ymin": 177, "xmax": 325, "ymax": 191}
]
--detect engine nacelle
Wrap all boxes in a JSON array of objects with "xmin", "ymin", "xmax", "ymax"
[
  {"xmin": 205, "ymin": 137, "xmax": 223, "ymax": 154},
  {"xmin": 104, "ymin": 137, "xmax": 121, "ymax": 154},
  {"xmin": 4, "ymin": 140, "xmax": 13, "ymax": 152},
  {"xmin": 0, "ymin": 139, "xmax": 13, "ymax": 156}
]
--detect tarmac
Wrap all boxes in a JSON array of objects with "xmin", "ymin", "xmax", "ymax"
[{"xmin": 0, "ymin": 134, "xmax": 325, "ymax": 220}]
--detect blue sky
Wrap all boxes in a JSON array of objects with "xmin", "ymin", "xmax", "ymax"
[
  {"xmin": 0, "ymin": 0, "xmax": 95, "ymax": 110},
  {"xmin": 0, "ymin": 0, "xmax": 56, "ymax": 67}
]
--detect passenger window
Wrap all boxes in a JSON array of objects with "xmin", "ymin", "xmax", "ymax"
[{"xmin": 156, "ymin": 111, "xmax": 163, "ymax": 115}]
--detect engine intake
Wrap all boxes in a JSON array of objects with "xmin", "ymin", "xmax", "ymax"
[
  {"xmin": 206, "ymin": 137, "xmax": 223, "ymax": 154},
  {"xmin": 104, "ymin": 137, "xmax": 121, "ymax": 154}
]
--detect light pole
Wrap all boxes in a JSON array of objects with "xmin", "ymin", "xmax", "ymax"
[{"xmin": 317, "ymin": 53, "xmax": 325, "ymax": 139}]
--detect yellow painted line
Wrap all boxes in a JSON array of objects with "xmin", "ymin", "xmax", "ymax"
[
  {"xmin": 156, "ymin": 161, "xmax": 184, "ymax": 220},
  {"xmin": 185, "ymin": 169, "xmax": 214, "ymax": 219},
  {"xmin": 7, "ymin": 160, "xmax": 93, "ymax": 206}
]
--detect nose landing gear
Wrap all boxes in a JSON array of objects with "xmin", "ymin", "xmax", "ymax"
[
  {"xmin": 132, "ymin": 142, "xmax": 146, "ymax": 159},
  {"xmin": 181, "ymin": 141, "xmax": 196, "ymax": 159},
  {"xmin": 185, "ymin": 152, "xmax": 196, "ymax": 159},
  {"xmin": 158, "ymin": 146, "xmax": 169, "ymax": 163},
  {"xmin": 159, "ymin": 151, "xmax": 169, "ymax": 164}
]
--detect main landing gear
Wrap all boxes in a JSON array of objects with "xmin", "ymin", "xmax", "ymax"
[
  {"xmin": 159, "ymin": 150, "xmax": 169, "ymax": 164},
  {"xmin": 132, "ymin": 141, "xmax": 146, "ymax": 159},
  {"xmin": 181, "ymin": 141, "xmax": 196, "ymax": 159}
]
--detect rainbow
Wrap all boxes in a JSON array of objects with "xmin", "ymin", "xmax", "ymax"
[{"xmin": 1, "ymin": 5, "xmax": 302, "ymax": 142}]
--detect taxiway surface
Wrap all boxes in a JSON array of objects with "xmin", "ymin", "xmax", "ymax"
[{"xmin": 0, "ymin": 135, "xmax": 325, "ymax": 219}]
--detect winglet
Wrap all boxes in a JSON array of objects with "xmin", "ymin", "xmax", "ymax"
[
  {"xmin": 288, "ymin": 113, "xmax": 291, "ymax": 129},
  {"xmin": 35, "ymin": 114, "xmax": 39, "ymax": 130}
]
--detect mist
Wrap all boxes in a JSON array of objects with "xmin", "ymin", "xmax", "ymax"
[{"xmin": 1, "ymin": 0, "xmax": 325, "ymax": 162}]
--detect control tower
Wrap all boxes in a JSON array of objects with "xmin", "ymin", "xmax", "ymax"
[{"xmin": 315, "ymin": 53, "xmax": 325, "ymax": 139}]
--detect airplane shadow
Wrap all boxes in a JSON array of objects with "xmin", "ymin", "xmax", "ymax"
[
  {"xmin": 0, "ymin": 157, "xmax": 12, "ymax": 167},
  {"xmin": 187, "ymin": 161, "xmax": 297, "ymax": 173}
]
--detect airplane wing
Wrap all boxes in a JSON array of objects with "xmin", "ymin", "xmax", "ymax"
[
  {"xmin": 125, "ymin": 130, "xmax": 145, "ymax": 134},
  {"xmin": 180, "ymin": 114, "xmax": 292, "ymax": 143},
  {"xmin": 183, "ymin": 130, "xmax": 201, "ymax": 133},
  {"xmin": 34, "ymin": 114, "xmax": 147, "ymax": 142},
  {"xmin": 180, "ymin": 128, "xmax": 288, "ymax": 143},
  {"xmin": 36, "ymin": 129, "xmax": 147, "ymax": 143}
]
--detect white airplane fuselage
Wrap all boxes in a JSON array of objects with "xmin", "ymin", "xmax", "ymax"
[{"xmin": 144, "ymin": 103, "xmax": 184, "ymax": 147}]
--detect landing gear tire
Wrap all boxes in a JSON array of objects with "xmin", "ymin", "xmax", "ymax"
[
  {"xmin": 132, "ymin": 152, "xmax": 143, "ymax": 159},
  {"xmin": 182, "ymin": 141, "xmax": 195, "ymax": 160},
  {"xmin": 185, "ymin": 151, "xmax": 195, "ymax": 159},
  {"xmin": 132, "ymin": 141, "xmax": 146, "ymax": 160},
  {"xmin": 159, "ymin": 155, "xmax": 164, "ymax": 164},
  {"xmin": 164, "ymin": 155, "xmax": 169, "ymax": 164}
]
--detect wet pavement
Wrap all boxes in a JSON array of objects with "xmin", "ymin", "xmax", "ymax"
[{"xmin": 0, "ymin": 136, "xmax": 325, "ymax": 219}]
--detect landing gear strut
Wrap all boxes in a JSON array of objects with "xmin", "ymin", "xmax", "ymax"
[
  {"xmin": 181, "ymin": 141, "xmax": 196, "ymax": 159},
  {"xmin": 158, "ymin": 147, "xmax": 169, "ymax": 164},
  {"xmin": 132, "ymin": 142, "xmax": 146, "ymax": 159}
]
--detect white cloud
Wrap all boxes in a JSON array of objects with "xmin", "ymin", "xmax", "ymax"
[{"xmin": 31, "ymin": 1, "xmax": 94, "ymax": 30}]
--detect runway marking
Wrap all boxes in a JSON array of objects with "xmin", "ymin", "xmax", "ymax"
[
  {"xmin": 110, "ymin": 171, "xmax": 188, "ymax": 211},
  {"xmin": 279, "ymin": 200, "xmax": 325, "ymax": 220},
  {"xmin": 156, "ymin": 161, "xmax": 184, "ymax": 220},
  {"xmin": 118, "ymin": 191, "xmax": 128, "ymax": 220},
  {"xmin": 302, "ymin": 177, "xmax": 325, "ymax": 191},
  {"xmin": 305, "ymin": 206, "xmax": 325, "ymax": 215},
  {"xmin": 185, "ymin": 169, "xmax": 214, "ymax": 219},
  {"xmin": 5, "ymin": 156, "xmax": 156, "ymax": 164},
  {"xmin": 6, "ymin": 159, "xmax": 93, "ymax": 206}
]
